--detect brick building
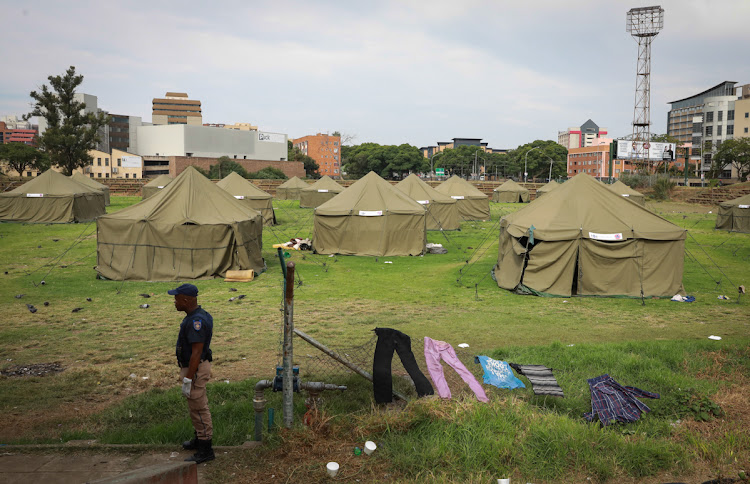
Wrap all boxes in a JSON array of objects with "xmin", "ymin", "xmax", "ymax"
[{"xmin": 292, "ymin": 133, "xmax": 341, "ymax": 177}]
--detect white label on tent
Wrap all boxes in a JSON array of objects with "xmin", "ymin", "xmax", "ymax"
[
  {"xmin": 26, "ymin": 193, "xmax": 44, "ymax": 197},
  {"xmin": 451, "ymin": 195, "xmax": 464, "ymax": 200},
  {"xmin": 621, "ymin": 194, "xmax": 630, "ymax": 197},
  {"xmin": 589, "ymin": 232, "xmax": 623, "ymax": 241},
  {"xmin": 157, "ymin": 186, "xmax": 165, "ymax": 189},
  {"xmin": 358, "ymin": 210, "xmax": 383, "ymax": 216},
  {"xmin": 317, "ymin": 189, "xmax": 329, "ymax": 193},
  {"xmin": 739, "ymin": 205, "xmax": 750, "ymax": 209},
  {"xmin": 234, "ymin": 195, "xmax": 245, "ymax": 200},
  {"xmin": 417, "ymin": 200, "xmax": 430, "ymax": 205}
]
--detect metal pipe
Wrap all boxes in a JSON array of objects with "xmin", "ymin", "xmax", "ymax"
[
  {"xmin": 295, "ymin": 328, "xmax": 408, "ymax": 401},
  {"xmin": 253, "ymin": 380, "xmax": 273, "ymax": 441}
]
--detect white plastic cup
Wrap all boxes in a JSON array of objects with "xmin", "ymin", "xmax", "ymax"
[
  {"xmin": 364, "ymin": 441, "xmax": 377, "ymax": 455},
  {"xmin": 326, "ymin": 462, "xmax": 339, "ymax": 477},
  {"xmin": 497, "ymin": 479, "xmax": 510, "ymax": 484}
]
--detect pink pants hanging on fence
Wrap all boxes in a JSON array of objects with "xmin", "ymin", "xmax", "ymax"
[{"xmin": 423, "ymin": 336, "xmax": 489, "ymax": 403}]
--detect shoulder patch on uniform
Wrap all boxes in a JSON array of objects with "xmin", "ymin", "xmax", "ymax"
[{"xmin": 193, "ymin": 320, "xmax": 202, "ymax": 331}]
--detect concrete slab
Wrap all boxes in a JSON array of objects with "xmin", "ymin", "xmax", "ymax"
[{"xmin": 0, "ymin": 454, "xmax": 56, "ymax": 472}]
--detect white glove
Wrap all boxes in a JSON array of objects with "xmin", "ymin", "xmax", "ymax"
[{"xmin": 182, "ymin": 377, "xmax": 192, "ymax": 398}]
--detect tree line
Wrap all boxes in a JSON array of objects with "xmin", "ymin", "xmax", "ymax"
[{"xmin": 4, "ymin": 66, "xmax": 749, "ymax": 183}]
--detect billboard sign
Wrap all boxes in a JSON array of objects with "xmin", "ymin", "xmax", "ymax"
[
  {"xmin": 616, "ymin": 141, "xmax": 676, "ymax": 161},
  {"xmin": 121, "ymin": 156, "xmax": 142, "ymax": 168}
]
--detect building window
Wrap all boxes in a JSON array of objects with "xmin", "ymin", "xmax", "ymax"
[
  {"xmin": 705, "ymin": 112, "xmax": 714, "ymax": 122},
  {"xmin": 117, "ymin": 158, "xmax": 121, "ymax": 166},
  {"xmin": 717, "ymin": 125, "xmax": 722, "ymax": 136},
  {"xmin": 26, "ymin": 171, "xmax": 31, "ymax": 177},
  {"xmin": 125, "ymin": 173, "xmax": 129, "ymax": 179},
  {"xmin": 97, "ymin": 158, "xmax": 101, "ymax": 166},
  {"xmin": 746, "ymin": 112, "xmax": 749, "ymax": 118},
  {"xmin": 105, "ymin": 173, "xmax": 109, "ymax": 178},
  {"xmin": 105, "ymin": 158, "xmax": 109, "ymax": 166},
  {"xmin": 97, "ymin": 173, "xmax": 102, "ymax": 178},
  {"xmin": 718, "ymin": 111, "xmax": 723, "ymax": 122},
  {"xmin": 89, "ymin": 173, "xmax": 94, "ymax": 178},
  {"xmin": 746, "ymin": 127, "xmax": 749, "ymax": 133},
  {"xmin": 728, "ymin": 110, "xmax": 734, "ymax": 121},
  {"xmin": 705, "ymin": 126, "xmax": 713, "ymax": 136}
]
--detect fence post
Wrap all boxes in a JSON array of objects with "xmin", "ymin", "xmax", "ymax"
[{"xmin": 282, "ymin": 260, "xmax": 295, "ymax": 428}]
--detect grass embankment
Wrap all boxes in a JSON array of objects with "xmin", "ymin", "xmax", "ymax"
[{"xmin": 1, "ymin": 195, "xmax": 749, "ymax": 483}]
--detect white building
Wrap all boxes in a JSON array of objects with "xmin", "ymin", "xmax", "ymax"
[{"xmin": 136, "ymin": 124, "xmax": 287, "ymax": 161}]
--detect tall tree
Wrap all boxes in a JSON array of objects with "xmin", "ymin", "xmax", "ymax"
[
  {"xmin": 26, "ymin": 66, "xmax": 110, "ymax": 175},
  {"xmin": 341, "ymin": 142, "xmax": 424, "ymax": 178},
  {"xmin": 711, "ymin": 138, "xmax": 750, "ymax": 181},
  {"xmin": 0, "ymin": 143, "xmax": 50, "ymax": 176},
  {"xmin": 506, "ymin": 140, "xmax": 568, "ymax": 181}
]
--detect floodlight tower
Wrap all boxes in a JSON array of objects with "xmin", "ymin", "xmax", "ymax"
[{"xmin": 626, "ymin": 5, "xmax": 663, "ymax": 172}]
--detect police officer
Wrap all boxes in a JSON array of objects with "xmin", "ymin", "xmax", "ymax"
[{"xmin": 169, "ymin": 283, "xmax": 215, "ymax": 464}]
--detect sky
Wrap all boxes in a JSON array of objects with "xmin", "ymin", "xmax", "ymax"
[{"xmin": 1, "ymin": 0, "xmax": 749, "ymax": 150}]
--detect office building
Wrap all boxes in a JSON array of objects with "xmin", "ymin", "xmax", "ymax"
[
  {"xmin": 136, "ymin": 124, "xmax": 301, "ymax": 178},
  {"xmin": 558, "ymin": 120, "xmax": 608, "ymax": 149},
  {"xmin": 152, "ymin": 92, "xmax": 202, "ymax": 126}
]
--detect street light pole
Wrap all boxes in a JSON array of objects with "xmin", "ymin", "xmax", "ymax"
[{"xmin": 524, "ymin": 146, "xmax": 541, "ymax": 183}]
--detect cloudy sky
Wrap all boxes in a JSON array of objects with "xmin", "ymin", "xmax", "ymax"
[{"xmin": 1, "ymin": 0, "xmax": 748, "ymax": 150}]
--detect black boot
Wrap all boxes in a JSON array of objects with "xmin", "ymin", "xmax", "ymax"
[
  {"xmin": 182, "ymin": 432, "xmax": 198, "ymax": 450},
  {"xmin": 185, "ymin": 439, "xmax": 215, "ymax": 464}
]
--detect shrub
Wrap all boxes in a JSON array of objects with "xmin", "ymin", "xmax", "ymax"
[{"xmin": 652, "ymin": 176, "xmax": 676, "ymax": 200}]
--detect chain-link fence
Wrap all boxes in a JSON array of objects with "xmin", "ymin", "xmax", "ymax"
[{"xmin": 294, "ymin": 329, "xmax": 486, "ymax": 401}]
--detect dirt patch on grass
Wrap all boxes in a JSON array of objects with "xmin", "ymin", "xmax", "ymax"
[{"xmin": 0, "ymin": 362, "xmax": 64, "ymax": 377}]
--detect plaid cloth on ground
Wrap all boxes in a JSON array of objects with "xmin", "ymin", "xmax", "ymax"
[
  {"xmin": 583, "ymin": 374, "xmax": 659, "ymax": 426},
  {"xmin": 508, "ymin": 363, "xmax": 564, "ymax": 397}
]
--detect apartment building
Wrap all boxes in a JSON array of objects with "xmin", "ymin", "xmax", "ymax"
[
  {"xmin": 558, "ymin": 120, "xmax": 608, "ymax": 150},
  {"xmin": 152, "ymin": 92, "xmax": 202, "ymax": 126},
  {"xmin": 292, "ymin": 133, "xmax": 341, "ymax": 177},
  {"xmin": 420, "ymin": 138, "xmax": 506, "ymax": 158},
  {"xmin": 80, "ymin": 149, "xmax": 143, "ymax": 180}
]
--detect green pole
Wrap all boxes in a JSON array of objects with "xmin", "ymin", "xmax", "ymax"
[
  {"xmin": 683, "ymin": 146, "xmax": 689, "ymax": 187},
  {"xmin": 608, "ymin": 140, "xmax": 616, "ymax": 183}
]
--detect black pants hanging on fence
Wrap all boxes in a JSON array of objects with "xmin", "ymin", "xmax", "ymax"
[{"xmin": 373, "ymin": 327, "xmax": 434, "ymax": 403}]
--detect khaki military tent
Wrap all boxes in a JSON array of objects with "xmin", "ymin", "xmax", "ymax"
[
  {"xmin": 141, "ymin": 174, "xmax": 173, "ymax": 200},
  {"xmin": 395, "ymin": 174, "xmax": 459, "ymax": 230},
  {"xmin": 72, "ymin": 172, "xmax": 110, "ymax": 206},
  {"xmin": 313, "ymin": 171, "xmax": 426, "ymax": 256},
  {"xmin": 608, "ymin": 180, "xmax": 646, "ymax": 206},
  {"xmin": 492, "ymin": 179, "xmax": 530, "ymax": 203},
  {"xmin": 0, "ymin": 169, "xmax": 105, "ymax": 223},
  {"xmin": 217, "ymin": 172, "xmax": 276, "ymax": 226},
  {"xmin": 715, "ymin": 192, "xmax": 750, "ymax": 233},
  {"xmin": 493, "ymin": 174, "xmax": 686, "ymax": 298},
  {"xmin": 96, "ymin": 167, "xmax": 264, "ymax": 281},
  {"xmin": 534, "ymin": 180, "xmax": 559, "ymax": 200},
  {"xmin": 300, "ymin": 176, "xmax": 345, "ymax": 208},
  {"xmin": 276, "ymin": 176, "xmax": 309, "ymax": 200},
  {"xmin": 435, "ymin": 175, "xmax": 490, "ymax": 221}
]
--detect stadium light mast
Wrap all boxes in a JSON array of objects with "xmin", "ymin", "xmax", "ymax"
[{"xmin": 626, "ymin": 5, "xmax": 663, "ymax": 172}]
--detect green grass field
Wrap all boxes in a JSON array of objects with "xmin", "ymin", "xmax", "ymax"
[{"xmin": 1, "ymin": 195, "xmax": 749, "ymax": 483}]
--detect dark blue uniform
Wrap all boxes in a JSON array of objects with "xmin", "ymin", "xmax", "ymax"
[{"xmin": 176, "ymin": 307, "xmax": 213, "ymax": 367}]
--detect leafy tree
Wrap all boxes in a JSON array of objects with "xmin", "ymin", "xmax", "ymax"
[
  {"xmin": 207, "ymin": 156, "xmax": 250, "ymax": 179},
  {"xmin": 711, "ymin": 138, "xmax": 750, "ymax": 181},
  {"xmin": 0, "ymin": 143, "xmax": 50, "ymax": 176},
  {"xmin": 505, "ymin": 141, "xmax": 568, "ymax": 181},
  {"xmin": 26, "ymin": 66, "xmax": 110, "ymax": 175},
  {"xmin": 342, "ymin": 142, "xmax": 424, "ymax": 178},
  {"xmin": 252, "ymin": 167, "xmax": 287, "ymax": 179},
  {"xmin": 287, "ymin": 140, "xmax": 319, "ymax": 178}
]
